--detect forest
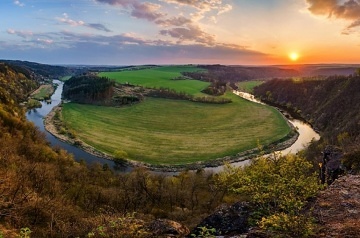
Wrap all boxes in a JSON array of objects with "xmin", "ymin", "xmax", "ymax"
[
  {"xmin": 63, "ymin": 75, "xmax": 115, "ymax": 105},
  {"xmin": 254, "ymin": 75, "xmax": 360, "ymax": 172}
]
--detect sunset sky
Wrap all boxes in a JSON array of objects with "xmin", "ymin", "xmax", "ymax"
[{"xmin": 1, "ymin": 0, "xmax": 360, "ymax": 65}]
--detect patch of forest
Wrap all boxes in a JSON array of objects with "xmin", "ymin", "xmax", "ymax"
[
  {"xmin": 184, "ymin": 65, "xmax": 300, "ymax": 84},
  {"xmin": 253, "ymin": 75, "xmax": 360, "ymax": 171},
  {"xmin": 63, "ymin": 75, "xmax": 115, "ymax": 105}
]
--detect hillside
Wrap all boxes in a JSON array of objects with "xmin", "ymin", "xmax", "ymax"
[
  {"xmin": 254, "ymin": 76, "xmax": 360, "ymax": 145},
  {"xmin": 0, "ymin": 60, "xmax": 72, "ymax": 80},
  {"xmin": 0, "ymin": 63, "xmax": 38, "ymax": 111}
]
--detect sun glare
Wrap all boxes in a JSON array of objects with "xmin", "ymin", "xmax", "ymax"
[{"xmin": 289, "ymin": 52, "xmax": 299, "ymax": 61}]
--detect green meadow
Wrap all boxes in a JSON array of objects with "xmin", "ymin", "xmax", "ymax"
[
  {"xmin": 237, "ymin": 81, "xmax": 264, "ymax": 93},
  {"xmin": 62, "ymin": 93, "xmax": 291, "ymax": 165},
  {"xmin": 61, "ymin": 66, "xmax": 291, "ymax": 165},
  {"xmin": 99, "ymin": 65, "xmax": 209, "ymax": 96}
]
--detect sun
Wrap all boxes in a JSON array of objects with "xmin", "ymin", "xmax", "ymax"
[{"xmin": 289, "ymin": 52, "xmax": 299, "ymax": 61}]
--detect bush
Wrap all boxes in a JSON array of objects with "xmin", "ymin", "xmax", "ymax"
[{"xmin": 218, "ymin": 153, "xmax": 321, "ymax": 237}]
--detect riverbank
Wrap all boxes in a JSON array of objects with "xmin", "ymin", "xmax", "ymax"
[{"xmin": 44, "ymin": 101, "xmax": 299, "ymax": 172}]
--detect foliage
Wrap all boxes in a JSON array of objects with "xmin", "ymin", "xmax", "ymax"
[
  {"xmin": 191, "ymin": 226, "xmax": 216, "ymax": 238},
  {"xmin": 26, "ymin": 99, "xmax": 42, "ymax": 109},
  {"xmin": 63, "ymin": 75, "xmax": 115, "ymax": 104},
  {"xmin": 87, "ymin": 214, "xmax": 150, "ymax": 238},
  {"xmin": 19, "ymin": 228, "xmax": 32, "ymax": 238},
  {"xmin": 183, "ymin": 65, "xmax": 299, "ymax": 83},
  {"xmin": 218, "ymin": 153, "xmax": 321, "ymax": 237},
  {"xmin": 0, "ymin": 59, "xmax": 71, "ymax": 79},
  {"xmin": 254, "ymin": 76, "xmax": 360, "ymax": 145}
]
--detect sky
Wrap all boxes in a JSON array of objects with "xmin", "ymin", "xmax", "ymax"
[{"xmin": 1, "ymin": 0, "xmax": 360, "ymax": 65}]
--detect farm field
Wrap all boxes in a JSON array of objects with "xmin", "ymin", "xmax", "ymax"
[
  {"xmin": 237, "ymin": 81, "xmax": 264, "ymax": 93},
  {"xmin": 99, "ymin": 65, "xmax": 209, "ymax": 96},
  {"xmin": 62, "ymin": 92, "xmax": 291, "ymax": 165}
]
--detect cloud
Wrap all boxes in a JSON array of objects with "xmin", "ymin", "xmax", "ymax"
[
  {"xmin": 155, "ymin": 16, "xmax": 192, "ymax": 26},
  {"xmin": 14, "ymin": 0, "xmax": 25, "ymax": 7},
  {"xmin": 160, "ymin": 24, "xmax": 215, "ymax": 45},
  {"xmin": 87, "ymin": 23, "xmax": 112, "ymax": 32},
  {"xmin": 217, "ymin": 3, "xmax": 232, "ymax": 15},
  {"xmin": 306, "ymin": 0, "xmax": 360, "ymax": 33},
  {"xmin": 7, "ymin": 29, "xmax": 33, "ymax": 38},
  {"xmin": 56, "ymin": 13, "xmax": 112, "ymax": 32},
  {"xmin": 95, "ymin": 0, "xmax": 133, "ymax": 7},
  {"xmin": 1, "ymin": 34, "xmax": 266, "ymax": 65},
  {"xmin": 131, "ymin": 2, "xmax": 165, "ymax": 21},
  {"xmin": 57, "ymin": 13, "xmax": 85, "ymax": 27},
  {"xmin": 161, "ymin": 0, "xmax": 232, "ymax": 23},
  {"xmin": 162, "ymin": 0, "xmax": 232, "ymax": 15},
  {"xmin": 95, "ymin": 0, "xmax": 165, "ymax": 22}
]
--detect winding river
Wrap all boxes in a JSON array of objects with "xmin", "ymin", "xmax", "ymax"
[{"xmin": 26, "ymin": 81, "xmax": 320, "ymax": 173}]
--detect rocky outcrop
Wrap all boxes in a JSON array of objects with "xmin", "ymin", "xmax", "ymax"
[
  {"xmin": 319, "ymin": 146, "xmax": 345, "ymax": 185},
  {"xmin": 147, "ymin": 219, "xmax": 190, "ymax": 237},
  {"xmin": 190, "ymin": 202, "xmax": 251, "ymax": 237},
  {"xmin": 313, "ymin": 175, "xmax": 360, "ymax": 237}
]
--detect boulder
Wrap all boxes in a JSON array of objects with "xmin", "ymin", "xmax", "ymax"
[
  {"xmin": 147, "ymin": 219, "xmax": 190, "ymax": 237},
  {"xmin": 190, "ymin": 202, "xmax": 251, "ymax": 236}
]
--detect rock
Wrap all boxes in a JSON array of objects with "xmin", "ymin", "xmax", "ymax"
[
  {"xmin": 313, "ymin": 175, "xmax": 360, "ymax": 237},
  {"xmin": 190, "ymin": 202, "xmax": 251, "ymax": 237},
  {"xmin": 319, "ymin": 145, "xmax": 345, "ymax": 184},
  {"xmin": 147, "ymin": 219, "xmax": 190, "ymax": 237}
]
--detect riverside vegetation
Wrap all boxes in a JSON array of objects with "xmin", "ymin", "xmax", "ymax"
[{"xmin": 1, "ymin": 61, "xmax": 359, "ymax": 237}]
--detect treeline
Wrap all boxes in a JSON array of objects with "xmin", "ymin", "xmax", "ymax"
[
  {"xmin": 63, "ymin": 75, "xmax": 115, "ymax": 105},
  {"xmin": 147, "ymin": 87, "xmax": 232, "ymax": 104},
  {"xmin": 183, "ymin": 65, "xmax": 300, "ymax": 83}
]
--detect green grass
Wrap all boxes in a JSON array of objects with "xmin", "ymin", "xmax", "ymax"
[
  {"xmin": 59, "ymin": 76, "xmax": 72, "ymax": 81},
  {"xmin": 237, "ymin": 81, "xmax": 264, "ymax": 93},
  {"xmin": 62, "ymin": 93, "xmax": 291, "ymax": 165},
  {"xmin": 99, "ymin": 66, "xmax": 209, "ymax": 96},
  {"xmin": 31, "ymin": 85, "xmax": 54, "ymax": 100}
]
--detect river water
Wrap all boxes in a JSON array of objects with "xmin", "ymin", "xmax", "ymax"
[
  {"xmin": 26, "ymin": 80, "xmax": 130, "ymax": 172},
  {"xmin": 26, "ymin": 81, "xmax": 320, "ymax": 173}
]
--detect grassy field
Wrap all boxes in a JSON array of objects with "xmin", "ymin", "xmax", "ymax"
[
  {"xmin": 62, "ymin": 93, "xmax": 291, "ymax": 165},
  {"xmin": 99, "ymin": 65, "xmax": 209, "ymax": 96},
  {"xmin": 59, "ymin": 76, "xmax": 71, "ymax": 81},
  {"xmin": 237, "ymin": 81, "xmax": 264, "ymax": 93},
  {"xmin": 31, "ymin": 84, "xmax": 54, "ymax": 100}
]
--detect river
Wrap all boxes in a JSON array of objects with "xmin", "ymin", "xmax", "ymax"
[
  {"xmin": 26, "ymin": 80, "xmax": 131, "ymax": 172},
  {"xmin": 26, "ymin": 81, "xmax": 320, "ymax": 173}
]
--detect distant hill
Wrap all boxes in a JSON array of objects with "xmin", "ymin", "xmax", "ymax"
[{"xmin": 0, "ymin": 59, "xmax": 72, "ymax": 79}]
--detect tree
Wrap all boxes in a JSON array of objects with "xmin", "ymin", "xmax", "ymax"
[{"xmin": 217, "ymin": 153, "xmax": 321, "ymax": 237}]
